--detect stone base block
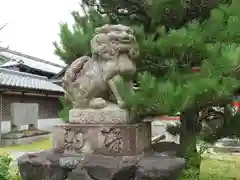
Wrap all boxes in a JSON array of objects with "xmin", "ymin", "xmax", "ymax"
[
  {"xmin": 0, "ymin": 134, "xmax": 49, "ymax": 146},
  {"xmin": 1, "ymin": 129, "xmax": 50, "ymax": 146},
  {"xmin": 17, "ymin": 149, "xmax": 185, "ymax": 180},
  {"xmin": 69, "ymin": 104, "xmax": 129, "ymax": 124},
  {"xmin": 52, "ymin": 123, "xmax": 151, "ymax": 156}
]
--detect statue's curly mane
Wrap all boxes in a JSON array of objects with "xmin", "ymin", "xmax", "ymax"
[{"xmin": 90, "ymin": 24, "xmax": 139, "ymax": 60}]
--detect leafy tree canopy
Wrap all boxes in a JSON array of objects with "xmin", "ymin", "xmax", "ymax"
[{"xmin": 55, "ymin": 0, "xmax": 240, "ymax": 117}]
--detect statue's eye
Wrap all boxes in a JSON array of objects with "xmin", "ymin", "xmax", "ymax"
[
  {"xmin": 127, "ymin": 30, "xmax": 133, "ymax": 34},
  {"xmin": 115, "ymin": 30, "xmax": 121, "ymax": 34}
]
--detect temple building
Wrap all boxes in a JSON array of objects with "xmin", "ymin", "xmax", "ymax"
[{"xmin": 0, "ymin": 47, "xmax": 66, "ymax": 133}]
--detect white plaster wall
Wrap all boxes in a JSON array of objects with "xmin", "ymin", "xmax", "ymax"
[
  {"xmin": 38, "ymin": 118, "xmax": 66, "ymax": 132},
  {"xmin": 1, "ymin": 118, "xmax": 65, "ymax": 133}
]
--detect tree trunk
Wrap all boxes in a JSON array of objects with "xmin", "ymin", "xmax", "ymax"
[{"xmin": 179, "ymin": 109, "xmax": 201, "ymax": 180}]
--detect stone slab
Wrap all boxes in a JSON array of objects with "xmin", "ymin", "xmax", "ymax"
[
  {"xmin": 52, "ymin": 123, "xmax": 151, "ymax": 156},
  {"xmin": 1, "ymin": 129, "xmax": 50, "ymax": 139},
  {"xmin": 17, "ymin": 150, "xmax": 185, "ymax": 180},
  {"xmin": 69, "ymin": 104, "xmax": 129, "ymax": 124},
  {"xmin": 217, "ymin": 138, "xmax": 240, "ymax": 146},
  {"xmin": 0, "ymin": 134, "xmax": 49, "ymax": 146},
  {"xmin": 213, "ymin": 145, "xmax": 240, "ymax": 153},
  {"xmin": 11, "ymin": 103, "xmax": 38, "ymax": 128}
]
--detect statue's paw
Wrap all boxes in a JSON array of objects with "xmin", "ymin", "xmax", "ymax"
[
  {"xmin": 89, "ymin": 98, "xmax": 107, "ymax": 109},
  {"xmin": 117, "ymin": 100, "xmax": 126, "ymax": 109}
]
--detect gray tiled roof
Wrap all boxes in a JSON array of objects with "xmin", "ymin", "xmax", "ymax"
[
  {"xmin": 0, "ymin": 47, "xmax": 66, "ymax": 74},
  {"xmin": 0, "ymin": 68, "xmax": 64, "ymax": 93},
  {"xmin": 0, "ymin": 59, "xmax": 63, "ymax": 74}
]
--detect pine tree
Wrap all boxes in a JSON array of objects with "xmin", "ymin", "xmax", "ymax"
[
  {"xmin": 54, "ymin": 1, "xmax": 240, "ymax": 179},
  {"xmin": 53, "ymin": 6, "xmax": 109, "ymax": 65}
]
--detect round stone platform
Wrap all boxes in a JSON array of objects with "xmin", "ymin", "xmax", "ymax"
[{"xmin": 17, "ymin": 148, "xmax": 185, "ymax": 180}]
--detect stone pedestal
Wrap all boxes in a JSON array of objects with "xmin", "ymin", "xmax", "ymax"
[
  {"xmin": 17, "ymin": 148, "xmax": 185, "ymax": 180},
  {"xmin": 18, "ymin": 106, "xmax": 186, "ymax": 180},
  {"xmin": 52, "ymin": 123, "xmax": 151, "ymax": 156},
  {"xmin": 52, "ymin": 105, "xmax": 152, "ymax": 156},
  {"xmin": 69, "ymin": 104, "xmax": 130, "ymax": 124}
]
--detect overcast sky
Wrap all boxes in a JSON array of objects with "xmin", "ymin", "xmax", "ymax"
[{"xmin": 0, "ymin": 0, "xmax": 82, "ymax": 66}]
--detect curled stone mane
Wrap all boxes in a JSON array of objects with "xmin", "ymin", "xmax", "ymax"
[{"xmin": 90, "ymin": 24, "xmax": 139, "ymax": 60}]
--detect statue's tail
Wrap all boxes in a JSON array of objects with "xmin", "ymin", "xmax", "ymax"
[
  {"xmin": 62, "ymin": 56, "xmax": 90, "ymax": 89},
  {"xmin": 68, "ymin": 56, "xmax": 90, "ymax": 81}
]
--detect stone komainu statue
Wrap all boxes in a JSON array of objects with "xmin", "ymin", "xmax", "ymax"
[{"xmin": 62, "ymin": 24, "xmax": 139, "ymax": 109}]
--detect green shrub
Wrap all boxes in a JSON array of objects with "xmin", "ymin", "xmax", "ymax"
[
  {"xmin": 0, "ymin": 154, "xmax": 13, "ymax": 180},
  {"xmin": 59, "ymin": 96, "xmax": 72, "ymax": 123},
  {"xmin": 10, "ymin": 171, "xmax": 21, "ymax": 180},
  {"xmin": 0, "ymin": 154, "xmax": 22, "ymax": 180}
]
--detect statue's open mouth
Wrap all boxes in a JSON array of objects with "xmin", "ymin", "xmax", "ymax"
[{"xmin": 119, "ymin": 37, "xmax": 131, "ymax": 43}]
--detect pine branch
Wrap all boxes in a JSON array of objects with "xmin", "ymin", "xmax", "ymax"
[{"xmin": 0, "ymin": 23, "xmax": 7, "ymax": 31}]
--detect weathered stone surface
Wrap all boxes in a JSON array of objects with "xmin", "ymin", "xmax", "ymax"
[
  {"xmin": 69, "ymin": 104, "xmax": 129, "ymax": 124},
  {"xmin": 59, "ymin": 157, "xmax": 79, "ymax": 169},
  {"xmin": 72, "ymin": 155, "xmax": 137, "ymax": 180},
  {"xmin": 2, "ymin": 129, "xmax": 50, "ymax": 139},
  {"xmin": 68, "ymin": 167, "xmax": 90, "ymax": 180},
  {"xmin": 62, "ymin": 24, "xmax": 139, "ymax": 109},
  {"xmin": 1, "ymin": 134, "xmax": 50, "ymax": 146},
  {"xmin": 52, "ymin": 123, "xmax": 151, "ymax": 156},
  {"xmin": 17, "ymin": 150, "xmax": 185, "ymax": 180},
  {"xmin": 1, "ymin": 129, "xmax": 50, "ymax": 146},
  {"xmin": 151, "ymin": 141, "xmax": 180, "ymax": 156},
  {"xmin": 17, "ymin": 150, "xmax": 68, "ymax": 180},
  {"xmin": 136, "ymin": 155, "xmax": 185, "ymax": 180}
]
